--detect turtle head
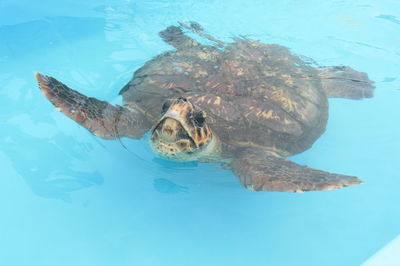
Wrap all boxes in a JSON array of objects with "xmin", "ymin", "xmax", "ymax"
[{"xmin": 150, "ymin": 97, "xmax": 216, "ymax": 161}]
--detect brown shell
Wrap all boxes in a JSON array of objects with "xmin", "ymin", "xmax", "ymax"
[{"xmin": 120, "ymin": 39, "xmax": 328, "ymax": 156}]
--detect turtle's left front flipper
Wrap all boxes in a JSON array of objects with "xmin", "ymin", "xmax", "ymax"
[
  {"xmin": 230, "ymin": 149, "xmax": 362, "ymax": 192},
  {"xmin": 35, "ymin": 73, "xmax": 151, "ymax": 139}
]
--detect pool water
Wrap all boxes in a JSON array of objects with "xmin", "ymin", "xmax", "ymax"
[{"xmin": 1, "ymin": 1, "xmax": 399, "ymax": 265}]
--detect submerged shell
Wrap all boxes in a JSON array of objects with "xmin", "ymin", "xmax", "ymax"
[{"xmin": 120, "ymin": 38, "xmax": 328, "ymax": 156}]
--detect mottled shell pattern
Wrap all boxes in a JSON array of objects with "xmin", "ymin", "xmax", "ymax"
[{"xmin": 120, "ymin": 38, "xmax": 328, "ymax": 156}]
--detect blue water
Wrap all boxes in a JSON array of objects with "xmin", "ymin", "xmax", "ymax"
[{"xmin": 1, "ymin": 1, "xmax": 399, "ymax": 265}]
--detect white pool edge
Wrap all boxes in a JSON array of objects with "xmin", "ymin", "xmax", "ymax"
[{"xmin": 362, "ymin": 235, "xmax": 400, "ymax": 266}]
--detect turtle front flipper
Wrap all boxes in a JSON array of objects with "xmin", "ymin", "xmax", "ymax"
[
  {"xmin": 159, "ymin": 26, "xmax": 200, "ymax": 49},
  {"xmin": 35, "ymin": 73, "xmax": 151, "ymax": 139},
  {"xmin": 319, "ymin": 66, "xmax": 375, "ymax": 99},
  {"xmin": 230, "ymin": 149, "xmax": 362, "ymax": 192}
]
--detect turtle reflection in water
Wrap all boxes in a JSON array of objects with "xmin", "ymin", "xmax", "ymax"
[{"xmin": 35, "ymin": 22, "xmax": 375, "ymax": 192}]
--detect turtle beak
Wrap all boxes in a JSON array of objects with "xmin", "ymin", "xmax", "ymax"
[
  {"xmin": 150, "ymin": 97, "xmax": 216, "ymax": 161},
  {"xmin": 152, "ymin": 98, "xmax": 195, "ymax": 135},
  {"xmin": 151, "ymin": 121, "xmax": 198, "ymax": 149}
]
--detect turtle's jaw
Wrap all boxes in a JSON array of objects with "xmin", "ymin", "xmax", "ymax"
[{"xmin": 150, "ymin": 118, "xmax": 198, "ymax": 161}]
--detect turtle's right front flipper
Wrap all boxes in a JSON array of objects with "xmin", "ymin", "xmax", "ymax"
[
  {"xmin": 231, "ymin": 148, "xmax": 362, "ymax": 192},
  {"xmin": 35, "ymin": 73, "xmax": 151, "ymax": 139}
]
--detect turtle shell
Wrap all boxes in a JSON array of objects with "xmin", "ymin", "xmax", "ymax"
[{"xmin": 120, "ymin": 39, "xmax": 328, "ymax": 156}]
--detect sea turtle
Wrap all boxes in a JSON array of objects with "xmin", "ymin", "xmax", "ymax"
[{"xmin": 35, "ymin": 22, "xmax": 375, "ymax": 192}]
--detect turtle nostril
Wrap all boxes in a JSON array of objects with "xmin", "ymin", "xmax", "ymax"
[
  {"xmin": 163, "ymin": 128, "xmax": 173, "ymax": 136},
  {"xmin": 178, "ymin": 96, "xmax": 187, "ymax": 102}
]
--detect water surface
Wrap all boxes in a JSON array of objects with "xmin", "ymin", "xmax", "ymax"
[{"xmin": 1, "ymin": 1, "xmax": 399, "ymax": 265}]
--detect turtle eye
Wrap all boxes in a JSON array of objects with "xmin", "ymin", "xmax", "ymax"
[
  {"xmin": 161, "ymin": 100, "xmax": 172, "ymax": 113},
  {"xmin": 194, "ymin": 111, "xmax": 206, "ymax": 127}
]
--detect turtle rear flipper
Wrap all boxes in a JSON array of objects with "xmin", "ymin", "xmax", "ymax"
[
  {"xmin": 319, "ymin": 66, "xmax": 375, "ymax": 99},
  {"xmin": 159, "ymin": 26, "xmax": 199, "ymax": 49},
  {"xmin": 35, "ymin": 73, "xmax": 151, "ymax": 139},
  {"xmin": 178, "ymin": 21, "xmax": 225, "ymax": 48},
  {"xmin": 231, "ymin": 149, "xmax": 362, "ymax": 192}
]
